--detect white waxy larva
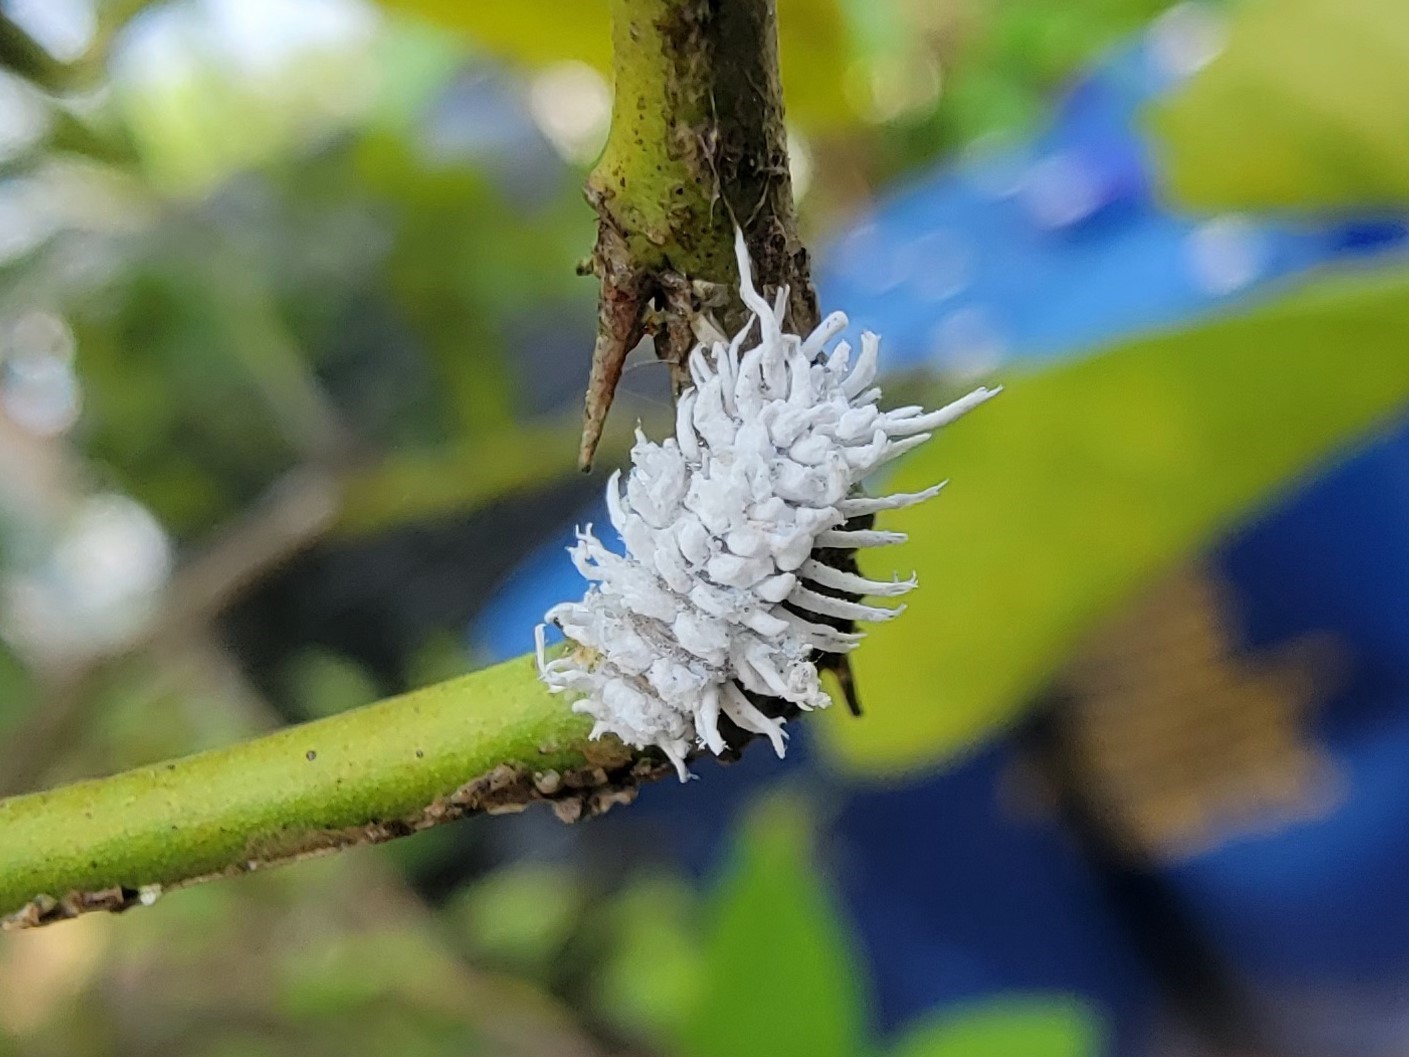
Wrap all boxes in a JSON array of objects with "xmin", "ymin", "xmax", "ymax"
[
  {"xmin": 837, "ymin": 484, "xmax": 946, "ymax": 517},
  {"xmin": 787, "ymin": 583, "xmax": 905, "ymax": 623},
  {"xmin": 537, "ymin": 228, "xmax": 998, "ymax": 780},
  {"xmin": 814, "ymin": 528, "xmax": 908, "ymax": 549},
  {"xmin": 796, "ymin": 559, "xmax": 916, "ymax": 598}
]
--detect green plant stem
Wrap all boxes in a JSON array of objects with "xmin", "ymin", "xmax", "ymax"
[
  {"xmin": 579, "ymin": 0, "xmax": 816, "ymax": 467},
  {"xmin": 0, "ymin": 655, "xmax": 666, "ymax": 929}
]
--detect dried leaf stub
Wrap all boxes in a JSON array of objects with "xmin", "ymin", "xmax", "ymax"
[{"xmin": 541, "ymin": 229, "xmax": 997, "ymax": 778}]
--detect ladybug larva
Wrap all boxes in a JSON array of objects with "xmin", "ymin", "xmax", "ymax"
[{"xmin": 537, "ymin": 230, "xmax": 997, "ymax": 779}]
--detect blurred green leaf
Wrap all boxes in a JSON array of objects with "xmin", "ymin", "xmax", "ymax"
[
  {"xmin": 407, "ymin": 631, "xmax": 476, "ymax": 688},
  {"xmin": 73, "ymin": 257, "xmax": 304, "ymax": 537},
  {"xmin": 379, "ymin": 0, "xmax": 855, "ymax": 131},
  {"xmin": 278, "ymin": 928, "xmax": 468, "ymax": 1019},
  {"xmin": 775, "ymin": 0, "xmax": 856, "ymax": 129},
  {"xmin": 114, "ymin": 14, "xmax": 380, "ymax": 195},
  {"xmin": 888, "ymin": 999, "xmax": 1101, "ymax": 1057},
  {"xmin": 453, "ymin": 862, "xmax": 586, "ymax": 972},
  {"xmin": 594, "ymin": 872, "xmax": 705, "ymax": 1046},
  {"xmin": 1149, "ymin": 0, "xmax": 1409, "ymax": 209},
  {"xmin": 935, "ymin": 0, "xmax": 1173, "ymax": 143},
  {"xmin": 288, "ymin": 650, "xmax": 382, "ymax": 720},
  {"xmin": 334, "ymin": 422, "xmax": 600, "ymax": 536},
  {"xmin": 828, "ymin": 265, "xmax": 1409, "ymax": 775},
  {"xmin": 0, "ymin": 644, "xmax": 36, "ymax": 739},
  {"xmin": 382, "ymin": 0, "xmax": 613, "ymax": 71},
  {"xmin": 684, "ymin": 796, "xmax": 865, "ymax": 1057}
]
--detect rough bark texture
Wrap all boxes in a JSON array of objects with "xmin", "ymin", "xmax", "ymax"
[{"xmin": 579, "ymin": 0, "xmax": 817, "ymax": 468}]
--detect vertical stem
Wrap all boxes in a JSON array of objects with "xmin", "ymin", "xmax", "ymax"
[{"xmin": 579, "ymin": 0, "xmax": 817, "ymax": 468}]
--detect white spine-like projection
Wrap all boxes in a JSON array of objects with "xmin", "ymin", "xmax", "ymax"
[{"xmin": 537, "ymin": 230, "xmax": 997, "ymax": 779}]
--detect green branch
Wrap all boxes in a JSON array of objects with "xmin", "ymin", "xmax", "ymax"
[
  {"xmin": 579, "ymin": 0, "xmax": 815, "ymax": 467},
  {"xmin": 0, "ymin": 655, "xmax": 668, "ymax": 929}
]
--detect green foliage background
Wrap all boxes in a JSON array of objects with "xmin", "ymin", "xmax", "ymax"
[{"xmin": 1, "ymin": 0, "xmax": 1408, "ymax": 1055}]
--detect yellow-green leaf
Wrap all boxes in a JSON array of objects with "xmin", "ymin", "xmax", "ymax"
[
  {"xmin": 889, "ymin": 999, "xmax": 1101, "ymax": 1057},
  {"xmin": 683, "ymin": 797, "xmax": 865, "ymax": 1057},
  {"xmin": 378, "ymin": 0, "xmax": 855, "ymax": 131},
  {"xmin": 1147, "ymin": 0, "xmax": 1409, "ymax": 209},
  {"xmin": 825, "ymin": 265, "xmax": 1409, "ymax": 775},
  {"xmin": 381, "ymin": 0, "xmax": 614, "ymax": 70}
]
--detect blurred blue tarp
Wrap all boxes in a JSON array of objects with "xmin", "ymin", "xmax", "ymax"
[
  {"xmin": 1156, "ymin": 414, "xmax": 1409, "ymax": 1057},
  {"xmin": 818, "ymin": 15, "xmax": 1409, "ymax": 377}
]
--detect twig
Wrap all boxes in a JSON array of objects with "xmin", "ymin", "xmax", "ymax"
[
  {"xmin": 579, "ymin": 0, "xmax": 816, "ymax": 468},
  {"xmin": 0, "ymin": 654, "xmax": 671, "ymax": 930}
]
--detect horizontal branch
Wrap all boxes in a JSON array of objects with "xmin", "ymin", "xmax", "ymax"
[{"xmin": 0, "ymin": 655, "xmax": 669, "ymax": 929}]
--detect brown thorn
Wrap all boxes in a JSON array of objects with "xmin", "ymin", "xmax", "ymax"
[
  {"xmin": 579, "ymin": 189, "xmax": 656, "ymax": 472},
  {"xmin": 578, "ymin": 297, "xmax": 644, "ymax": 472}
]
